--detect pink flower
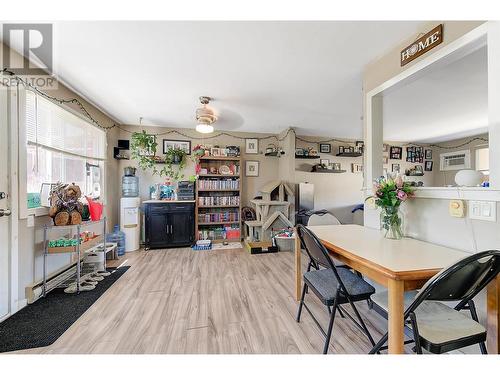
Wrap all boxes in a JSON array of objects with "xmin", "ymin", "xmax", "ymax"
[{"xmin": 397, "ymin": 190, "xmax": 407, "ymax": 201}]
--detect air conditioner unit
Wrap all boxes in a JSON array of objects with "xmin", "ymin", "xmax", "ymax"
[{"xmin": 439, "ymin": 150, "xmax": 471, "ymax": 171}]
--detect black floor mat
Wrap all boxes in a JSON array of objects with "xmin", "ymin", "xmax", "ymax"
[{"xmin": 0, "ymin": 266, "xmax": 129, "ymax": 353}]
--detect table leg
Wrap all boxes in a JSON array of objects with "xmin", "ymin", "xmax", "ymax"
[
  {"xmin": 388, "ymin": 278, "xmax": 405, "ymax": 354},
  {"xmin": 295, "ymin": 233, "xmax": 301, "ymax": 301},
  {"xmin": 487, "ymin": 274, "xmax": 500, "ymax": 354}
]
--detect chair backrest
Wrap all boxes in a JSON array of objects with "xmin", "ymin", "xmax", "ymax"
[
  {"xmin": 307, "ymin": 213, "xmax": 341, "ymax": 226},
  {"xmin": 407, "ymin": 250, "xmax": 500, "ymax": 314},
  {"xmin": 296, "ymin": 224, "xmax": 342, "ymax": 273}
]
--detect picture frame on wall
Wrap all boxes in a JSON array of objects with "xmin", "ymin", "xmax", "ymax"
[
  {"xmin": 319, "ymin": 143, "xmax": 331, "ymax": 153},
  {"xmin": 392, "ymin": 163, "xmax": 400, "ymax": 173},
  {"xmin": 245, "ymin": 138, "xmax": 259, "ymax": 154},
  {"xmin": 382, "ymin": 143, "xmax": 389, "ymax": 152},
  {"xmin": 383, "ymin": 156, "xmax": 388, "ymax": 165},
  {"xmin": 415, "ymin": 165, "xmax": 424, "ymax": 174},
  {"xmin": 338, "ymin": 146, "xmax": 345, "ymax": 154},
  {"xmin": 355, "ymin": 141, "xmax": 364, "ymax": 153},
  {"xmin": 389, "ymin": 146, "xmax": 402, "ymax": 160},
  {"xmin": 210, "ymin": 147, "xmax": 221, "ymax": 157},
  {"xmin": 425, "ymin": 161, "xmax": 433, "ymax": 171},
  {"xmin": 406, "ymin": 146, "xmax": 424, "ymax": 163},
  {"xmin": 163, "ymin": 139, "xmax": 191, "ymax": 155},
  {"xmin": 351, "ymin": 163, "xmax": 363, "ymax": 173},
  {"xmin": 425, "ymin": 149, "xmax": 432, "ymax": 159},
  {"xmin": 245, "ymin": 160, "xmax": 259, "ymax": 177}
]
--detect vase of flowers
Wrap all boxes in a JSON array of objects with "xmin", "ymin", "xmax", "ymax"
[{"xmin": 368, "ymin": 175, "xmax": 415, "ymax": 240}]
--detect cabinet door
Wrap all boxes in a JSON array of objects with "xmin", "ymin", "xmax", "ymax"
[
  {"xmin": 148, "ymin": 212, "xmax": 169, "ymax": 247},
  {"xmin": 168, "ymin": 210, "xmax": 194, "ymax": 246}
]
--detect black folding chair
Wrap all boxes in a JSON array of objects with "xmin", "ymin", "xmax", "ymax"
[
  {"xmin": 295, "ymin": 224, "xmax": 376, "ymax": 354},
  {"xmin": 369, "ymin": 250, "xmax": 500, "ymax": 354}
]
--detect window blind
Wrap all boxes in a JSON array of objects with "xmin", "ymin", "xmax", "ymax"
[{"xmin": 26, "ymin": 90, "xmax": 106, "ymax": 161}]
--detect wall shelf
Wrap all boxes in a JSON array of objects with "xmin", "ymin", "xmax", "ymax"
[
  {"xmin": 336, "ymin": 152, "xmax": 363, "ymax": 157},
  {"xmin": 198, "ymin": 205, "xmax": 240, "ymax": 208},
  {"xmin": 311, "ymin": 169, "xmax": 347, "ymax": 174},
  {"xmin": 265, "ymin": 151, "xmax": 285, "ymax": 157},
  {"xmin": 198, "ymin": 174, "xmax": 240, "ymax": 178},
  {"xmin": 199, "ymin": 156, "xmax": 241, "ymax": 161},
  {"xmin": 198, "ymin": 189, "xmax": 240, "ymax": 192},
  {"xmin": 198, "ymin": 221, "xmax": 240, "ymax": 226},
  {"xmin": 295, "ymin": 155, "xmax": 320, "ymax": 159}
]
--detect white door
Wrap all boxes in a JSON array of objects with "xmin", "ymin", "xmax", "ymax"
[{"xmin": 0, "ymin": 85, "xmax": 12, "ymax": 321}]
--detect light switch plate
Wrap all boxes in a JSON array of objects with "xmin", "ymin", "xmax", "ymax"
[
  {"xmin": 469, "ymin": 201, "xmax": 496, "ymax": 222},
  {"xmin": 449, "ymin": 200, "xmax": 465, "ymax": 218},
  {"xmin": 27, "ymin": 214, "xmax": 35, "ymax": 228}
]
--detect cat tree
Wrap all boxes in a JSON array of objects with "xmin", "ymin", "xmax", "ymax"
[{"xmin": 244, "ymin": 180, "xmax": 295, "ymax": 242}]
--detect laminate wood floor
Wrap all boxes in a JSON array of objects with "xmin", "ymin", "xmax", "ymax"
[{"xmin": 15, "ymin": 248, "xmax": 395, "ymax": 354}]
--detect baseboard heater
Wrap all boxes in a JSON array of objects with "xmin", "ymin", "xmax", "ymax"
[{"xmin": 25, "ymin": 261, "xmax": 80, "ymax": 304}]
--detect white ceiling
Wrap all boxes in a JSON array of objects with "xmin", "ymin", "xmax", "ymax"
[
  {"xmin": 383, "ymin": 45, "xmax": 488, "ymax": 143},
  {"xmin": 6, "ymin": 21, "xmax": 426, "ymax": 137}
]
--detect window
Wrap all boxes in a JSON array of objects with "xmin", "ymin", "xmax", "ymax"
[{"xmin": 24, "ymin": 90, "xmax": 106, "ymax": 212}]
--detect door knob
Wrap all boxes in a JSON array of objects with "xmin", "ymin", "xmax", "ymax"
[{"xmin": 0, "ymin": 209, "xmax": 11, "ymax": 217}]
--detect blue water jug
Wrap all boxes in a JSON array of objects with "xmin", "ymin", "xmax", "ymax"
[{"xmin": 106, "ymin": 225, "xmax": 126, "ymax": 256}]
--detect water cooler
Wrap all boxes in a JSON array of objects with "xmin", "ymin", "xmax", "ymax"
[{"xmin": 120, "ymin": 167, "xmax": 140, "ymax": 252}]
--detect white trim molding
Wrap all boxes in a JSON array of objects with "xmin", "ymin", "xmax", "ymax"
[{"xmin": 364, "ymin": 22, "xmax": 498, "ymax": 205}]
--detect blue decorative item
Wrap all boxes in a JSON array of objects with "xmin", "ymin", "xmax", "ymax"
[
  {"xmin": 27, "ymin": 192, "xmax": 41, "ymax": 209},
  {"xmin": 106, "ymin": 225, "xmax": 126, "ymax": 256}
]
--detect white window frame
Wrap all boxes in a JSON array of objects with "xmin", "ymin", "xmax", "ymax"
[{"xmin": 18, "ymin": 87, "xmax": 108, "ymax": 219}]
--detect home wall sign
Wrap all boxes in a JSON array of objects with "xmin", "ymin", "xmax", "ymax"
[{"xmin": 401, "ymin": 24, "xmax": 443, "ymax": 66}]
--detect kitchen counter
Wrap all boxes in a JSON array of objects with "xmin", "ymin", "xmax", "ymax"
[{"xmin": 143, "ymin": 200, "xmax": 196, "ymax": 204}]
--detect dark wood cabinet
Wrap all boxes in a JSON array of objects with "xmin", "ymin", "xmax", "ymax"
[{"xmin": 144, "ymin": 202, "xmax": 195, "ymax": 249}]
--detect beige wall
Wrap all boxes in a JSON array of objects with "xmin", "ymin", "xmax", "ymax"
[
  {"xmin": 432, "ymin": 134, "xmax": 489, "ymax": 186},
  {"xmin": 294, "ymin": 137, "xmax": 364, "ymax": 223},
  {"xmin": 380, "ymin": 134, "xmax": 489, "ymax": 188},
  {"xmin": 363, "ymin": 21, "xmax": 485, "ymax": 93},
  {"xmin": 117, "ymin": 125, "xmax": 280, "ymax": 207},
  {"xmin": 116, "ymin": 126, "xmax": 367, "ymax": 225},
  {"xmin": 381, "ymin": 141, "xmax": 435, "ymax": 186}
]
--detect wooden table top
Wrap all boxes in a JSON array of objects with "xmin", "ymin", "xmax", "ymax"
[{"xmin": 308, "ymin": 224, "xmax": 469, "ymax": 280}]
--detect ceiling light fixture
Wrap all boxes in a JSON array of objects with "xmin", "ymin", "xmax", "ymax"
[{"xmin": 196, "ymin": 96, "xmax": 217, "ymax": 134}]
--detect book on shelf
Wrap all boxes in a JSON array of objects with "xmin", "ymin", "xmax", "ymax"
[
  {"xmin": 198, "ymin": 178, "xmax": 240, "ymax": 190},
  {"xmin": 198, "ymin": 225, "xmax": 241, "ymax": 241},
  {"xmin": 197, "ymin": 196, "xmax": 240, "ymax": 206},
  {"xmin": 198, "ymin": 211, "xmax": 240, "ymax": 223}
]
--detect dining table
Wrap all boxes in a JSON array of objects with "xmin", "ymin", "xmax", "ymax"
[{"xmin": 294, "ymin": 224, "xmax": 500, "ymax": 354}]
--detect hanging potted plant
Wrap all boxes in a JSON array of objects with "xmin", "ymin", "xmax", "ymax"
[
  {"xmin": 159, "ymin": 148, "xmax": 187, "ymax": 181},
  {"xmin": 166, "ymin": 148, "xmax": 186, "ymax": 165},
  {"xmin": 130, "ymin": 131, "xmax": 157, "ymax": 172},
  {"xmin": 367, "ymin": 175, "xmax": 415, "ymax": 240}
]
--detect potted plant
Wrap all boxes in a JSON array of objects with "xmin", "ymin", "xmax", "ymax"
[
  {"xmin": 367, "ymin": 175, "xmax": 415, "ymax": 240},
  {"xmin": 166, "ymin": 148, "xmax": 186, "ymax": 165},
  {"xmin": 130, "ymin": 131, "xmax": 157, "ymax": 172},
  {"xmin": 159, "ymin": 148, "xmax": 187, "ymax": 181}
]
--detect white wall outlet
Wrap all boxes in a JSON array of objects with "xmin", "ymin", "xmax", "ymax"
[
  {"xmin": 469, "ymin": 201, "xmax": 497, "ymax": 222},
  {"xmin": 365, "ymin": 197, "xmax": 377, "ymax": 210},
  {"xmin": 449, "ymin": 200, "xmax": 465, "ymax": 218}
]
